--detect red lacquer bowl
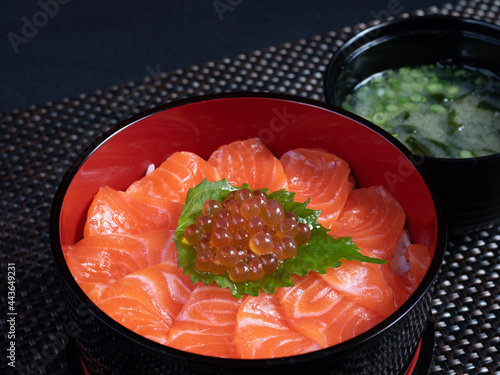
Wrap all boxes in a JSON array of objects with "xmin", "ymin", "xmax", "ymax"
[{"xmin": 51, "ymin": 93, "xmax": 446, "ymax": 375}]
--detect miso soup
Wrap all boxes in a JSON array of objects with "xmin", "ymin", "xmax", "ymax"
[{"xmin": 342, "ymin": 64, "xmax": 500, "ymax": 158}]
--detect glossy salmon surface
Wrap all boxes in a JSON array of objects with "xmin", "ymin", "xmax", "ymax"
[
  {"xmin": 235, "ymin": 293, "xmax": 321, "ymax": 358},
  {"xmin": 96, "ymin": 262, "xmax": 194, "ymax": 344},
  {"xmin": 126, "ymin": 151, "xmax": 220, "ymax": 203},
  {"xmin": 328, "ymin": 186, "xmax": 406, "ymax": 261},
  {"xmin": 84, "ymin": 186, "xmax": 182, "ymax": 237},
  {"xmin": 64, "ymin": 230, "xmax": 177, "ymax": 301},
  {"xmin": 166, "ymin": 284, "xmax": 243, "ymax": 358},
  {"xmin": 276, "ymin": 272, "xmax": 383, "ymax": 348},
  {"xmin": 280, "ymin": 148, "xmax": 351, "ymax": 225},
  {"xmin": 208, "ymin": 138, "xmax": 288, "ymax": 192}
]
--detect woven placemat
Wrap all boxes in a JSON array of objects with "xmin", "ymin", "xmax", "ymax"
[{"xmin": 1, "ymin": 0, "xmax": 499, "ymax": 374}]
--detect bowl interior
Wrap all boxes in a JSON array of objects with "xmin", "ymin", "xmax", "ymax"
[{"xmin": 58, "ymin": 95, "xmax": 440, "ymax": 250}]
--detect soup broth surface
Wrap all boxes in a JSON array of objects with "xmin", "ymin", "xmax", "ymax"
[{"xmin": 342, "ymin": 64, "xmax": 500, "ymax": 158}]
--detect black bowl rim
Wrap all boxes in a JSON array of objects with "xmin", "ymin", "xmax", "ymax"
[
  {"xmin": 50, "ymin": 92, "xmax": 447, "ymax": 370},
  {"xmin": 323, "ymin": 13, "xmax": 500, "ymax": 162}
]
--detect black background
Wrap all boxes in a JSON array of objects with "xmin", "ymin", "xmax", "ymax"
[{"xmin": 1, "ymin": 0, "xmax": 447, "ymax": 114}]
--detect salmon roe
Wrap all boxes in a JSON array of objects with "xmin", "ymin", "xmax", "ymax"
[{"xmin": 184, "ymin": 188, "xmax": 311, "ymax": 282}]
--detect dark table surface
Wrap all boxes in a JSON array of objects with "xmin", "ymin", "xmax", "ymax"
[
  {"xmin": 1, "ymin": 0, "xmax": 445, "ymax": 114},
  {"xmin": 1, "ymin": 1, "xmax": 499, "ymax": 375}
]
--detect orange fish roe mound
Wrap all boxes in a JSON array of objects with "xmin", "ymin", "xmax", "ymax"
[{"xmin": 184, "ymin": 188, "xmax": 311, "ymax": 283}]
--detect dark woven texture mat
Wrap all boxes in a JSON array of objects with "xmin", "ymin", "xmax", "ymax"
[{"xmin": 1, "ymin": 0, "xmax": 499, "ymax": 374}]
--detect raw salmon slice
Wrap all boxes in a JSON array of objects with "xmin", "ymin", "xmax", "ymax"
[
  {"xmin": 96, "ymin": 262, "xmax": 194, "ymax": 345},
  {"xmin": 399, "ymin": 244, "xmax": 432, "ymax": 292},
  {"xmin": 280, "ymin": 148, "xmax": 351, "ymax": 225},
  {"xmin": 328, "ymin": 186, "xmax": 406, "ymax": 260},
  {"xmin": 64, "ymin": 230, "xmax": 176, "ymax": 301},
  {"xmin": 276, "ymin": 272, "xmax": 383, "ymax": 348},
  {"xmin": 136, "ymin": 229, "xmax": 179, "ymax": 265},
  {"xmin": 208, "ymin": 138, "xmax": 288, "ymax": 192},
  {"xmin": 166, "ymin": 284, "xmax": 243, "ymax": 358},
  {"xmin": 321, "ymin": 261, "xmax": 411, "ymax": 318},
  {"xmin": 235, "ymin": 293, "xmax": 321, "ymax": 359},
  {"xmin": 84, "ymin": 185, "xmax": 183, "ymax": 238},
  {"xmin": 126, "ymin": 151, "xmax": 220, "ymax": 203}
]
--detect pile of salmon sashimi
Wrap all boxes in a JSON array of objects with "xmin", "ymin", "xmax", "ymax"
[{"xmin": 64, "ymin": 138, "xmax": 432, "ymax": 359}]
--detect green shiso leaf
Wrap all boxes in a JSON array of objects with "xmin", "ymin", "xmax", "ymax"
[{"xmin": 174, "ymin": 179, "xmax": 386, "ymax": 299}]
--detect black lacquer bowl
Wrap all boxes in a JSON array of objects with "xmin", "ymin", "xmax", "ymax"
[
  {"xmin": 324, "ymin": 14, "xmax": 500, "ymax": 233},
  {"xmin": 50, "ymin": 93, "xmax": 446, "ymax": 375}
]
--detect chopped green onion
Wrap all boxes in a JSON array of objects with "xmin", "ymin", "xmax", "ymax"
[
  {"xmin": 386, "ymin": 104, "xmax": 399, "ymax": 112},
  {"xmin": 385, "ymin": 89, "xmax": 396, "ymax": 99},
  {"xmin": 459, "ymin": 150, "xmax": 475, "ymax": 158},
  {"xmin": 447, "ymin": 86, "xmax": 460, "ymax": 97},
  {"xmin": 372, "ymin": 112, "xmax": 386, "ymax": 124},
  {"xmin": 410, "ymin": 94, "xmax": 423, "ymax": 102},
  {"xmin": 401, "ymin": 83, "xmax": 412, "ymax": 92},
  {"xmin": 415, "ymin": 76, "xmax": 429, "ymax": 85},
  {"xmin": 410, "ymin": 69, "xmax": 422, "ymax": 78},
  {"xmin": 426, "ymin": 83, "xmax": 443, "ymax": 93},
  {"xmin": 430, "ymin": 104, "xmax": 446, "ymax": 113},
  {"xmin": 399, "ymin": 67, "xmax": 410, "ymax": 76},
  {"xmin": 402, "ymin": 102, "xmax": 416, "ymax": 111}
]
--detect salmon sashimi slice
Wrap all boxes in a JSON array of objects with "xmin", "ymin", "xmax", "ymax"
[
  {"xmin": 398, "ymin": 244, "xmax": 432, "ymax": 292},
  {"xmin": 84, "ymin": 185, "xmax": 183, "ymax": 237},
  {"xmin": 208, "ymin": 138, "xmax": 288, "ymax": 192},
  {"xmin": 235, "ymin": 293, "xmax": 321, "ymax": 359},
  {"xmin": 65, "ymin": 234, "xmax": 149, "ymax": 301},
  {"xmin": 166, "ymin": 284, "xmax": 243, "ymax": 358},
  {"xmin": 328, "ymin": 186, "xmax": 406, "ymax": 261},
  {"xmin": 96, "ymin": 262, "xmax": 194, "ymax": 345},
  {"xmin": 280, "ymin": 148, "xmax": 351, "ymax": 225},
  {"xmin": 320, "ymin": 261, "xmax": 411, "ymax": 318},
  {"xmin": 64, "ymin": 230, "xmax": 176, "ymax": 301},
  {"xmin": 134, "ymin": 229, "xmax": 179, "ymax": 265},
  {"xmin": 126, "ymin": 151, "xmax": 221, "ymax": 203},
  {"xmin": 276, "ymin": 273, "xmax": 383, "ymax": 348}
]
